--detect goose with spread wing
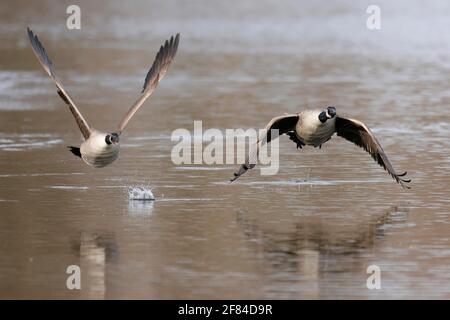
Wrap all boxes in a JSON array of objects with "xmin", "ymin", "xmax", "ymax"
[
  {"xmin": 27, "ymin": 27, "xmax": 180, "ymax": 167},
  {"xmin": 231, "ymin": 106, "xmax": 411, "ymax": 189}
]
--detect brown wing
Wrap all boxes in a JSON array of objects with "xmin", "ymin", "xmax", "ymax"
[
  {"xmin": 335, "ymin": 116, "xmax": 410, "ymax": 189},
  {"xmin": 27, "ymin": 27, "xmax": 91, "ymax": 140},
  {"xmin": 231, "ymin": 114, "xmax": 299, "ymax": 182},
  {"xmin": 117, "ymin": 33, "xmax": 180, "ymax": 133}
]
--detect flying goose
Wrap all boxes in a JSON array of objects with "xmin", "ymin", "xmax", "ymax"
[
  {"xmin": 231, "ymin": 106, "xmax": 411, "ymax": 188},
  {"xmin": 27, "ymin": 27, "xmax": 180, "ymax": 167}
]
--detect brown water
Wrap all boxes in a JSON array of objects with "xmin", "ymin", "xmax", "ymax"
[{"xmin": 0, "ymin": 0, "xmax": 450, "ymax": 299}]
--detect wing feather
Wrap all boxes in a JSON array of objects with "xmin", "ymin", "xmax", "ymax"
[
  {"xmin": 335, "ymin": 116, "xmax": 410, "ymax": 189},
  {"xmin": 231, "ymin": 114, "xmax": 299, "ymax": 182},
  {"xmin": 118, "ymin": 33, "xmax": 180, "ymax": 133},
  {"xmin": 27, "ymin": 27, "xmax": 91, "ymax": 140}
]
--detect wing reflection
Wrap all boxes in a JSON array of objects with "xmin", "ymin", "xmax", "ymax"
[{"xmin": 236, "ymin": 206, "xmax": 409, "ymax": 298}]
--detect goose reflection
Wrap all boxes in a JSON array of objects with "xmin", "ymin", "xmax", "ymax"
[
  {"xmin": 70, "ymin": 232, "xmax": 118, "ymax": 299},
  {"xmin": 236, "ymin": 206, "xmax": 408, "ymax": 298}
]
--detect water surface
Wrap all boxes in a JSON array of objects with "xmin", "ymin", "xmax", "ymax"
[{"xmin": 0, "ymin": 0, "xmax": 449, "ymax": 299}]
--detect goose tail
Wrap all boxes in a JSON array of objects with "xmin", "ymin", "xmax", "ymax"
[{"xmin": 67, "ymin": 146, "xmax": 81, "ymax": 158}]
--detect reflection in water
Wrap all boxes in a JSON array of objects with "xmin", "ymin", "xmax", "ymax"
[
  {"xmin": 128, "ymin": 199, "xmax": 155, "ymax": 216},
  {"xmin": 1, "ymin": 0, "xmax": 450, "ymax": 299},
  {"xmin": 71, "ymin": 233, "xmax": 118, "ymax": 299},
  {"xmin": 236, "ymin": 207, "xmax": 408, "ymax": 298}
]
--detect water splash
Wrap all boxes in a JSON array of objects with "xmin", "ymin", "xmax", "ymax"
[{"xmin": 128, "ymin": 186, "xmax": 155, "ymax": 201}]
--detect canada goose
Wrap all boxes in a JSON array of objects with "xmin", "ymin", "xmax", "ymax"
[
  {"xmin": 231, "ymin": 106, "xmax": 411, "ymax": 188},
  {"xmin": 27, "ymin": 27, "xmax": 179, "ymax": 167}
]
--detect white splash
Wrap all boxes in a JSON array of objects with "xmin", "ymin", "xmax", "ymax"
[{"xmin": 128, "ymin": 186, "xmax": 155, "ymax": 201}]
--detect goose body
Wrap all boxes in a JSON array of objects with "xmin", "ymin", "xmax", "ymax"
[
  {"xmin": 79, "ymin": 131, "xmax": 120, "ymax": 168},
  {"xmin": 27, "ymin": 27, "xmax": 180, "ymax": 168},
  {"xmin": 295, "ymin": 110, "xmax": 336, "ymax": 147},
  {"xmin": 232, "ymin": 106, "xmax": 411, "ymax": 188}
]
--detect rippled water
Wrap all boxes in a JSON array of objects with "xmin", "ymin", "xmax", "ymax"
[{"xmin": 0, "ymin": 0, "xmax": 449, "ymax": 299}]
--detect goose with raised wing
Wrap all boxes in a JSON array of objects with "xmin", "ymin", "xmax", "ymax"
[
  {"xmin": 231, "ymin": 106, "xmax": 411, "ymax": 188},
  {"xmin": 27, "ymin": 27, "xmax": 180, "ymax": 167}
]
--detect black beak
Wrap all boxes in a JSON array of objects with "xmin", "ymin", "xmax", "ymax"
[
  {"xmin": 111, "ymin": 133, "xmax": 120, "ymax": 143},
  {"xmin": 327, "ymin": 106, "xmax": 336, "ymax": 118}
]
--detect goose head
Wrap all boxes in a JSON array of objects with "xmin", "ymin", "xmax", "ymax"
[
  {"xmin": 319, "ymin": 106, "xmax": 337, "ymax": 123},
  {"xmin": 105, "ymin": 132, "xmax": 120, "ymax": 145}
]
